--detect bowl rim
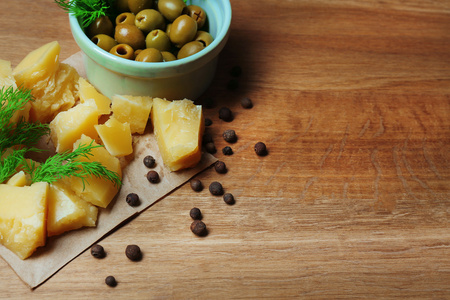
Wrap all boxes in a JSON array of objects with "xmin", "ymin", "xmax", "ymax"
[{"xmin": 69, "ymin": 0, "xmax": 232, "ymax": 77}]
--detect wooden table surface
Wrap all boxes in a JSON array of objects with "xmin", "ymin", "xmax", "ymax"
[{"xmin": 0, "ymin": 0, "xmax": 449, "ymax": 298}]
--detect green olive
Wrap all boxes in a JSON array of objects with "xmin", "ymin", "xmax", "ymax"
[
  {"xmin": 127, "ymin": 0, "xmax": 153, "ymax": 14},
  {"xmin": 135, "ymin": 9, "xmax": 166, "ymax": 33},
  {"xmin": 184, "ymin": 5, "xmax": 206, "ymax": 29},
  {"xmin": 169, "ymin": 15, "xmax": 197, "ymax": 48},
  {"xmin": 115, "ymin": 0, "xmax": 129, "ymax": 13},
  {"xmin": 86, "ymin": 16, "xmax": 114, "ymax": 39},
  {"xmin": 161, "ymin": 51, "xmax": 177, "ymax": 62},
  {"xmin": 110, "ymin": 44, "xmax": 135, "ymax": 60},
  {"xmin": 91, "ymin": 34, "xmax": 118, "ymax": 52},
  {"xmin": 195, "ymin": 31, "xmax": 213, "ymax": 47},
  {"xmin": 135, "ymin": 48, "xmax": 163, "ymax": 62},
  {"xmin": 114, "ymin": 24, "xmax": 146, "ymax": 50},
  {"xmin": 157, "ymin": 0, "xmax": 186, "ymax": 22},
  {"xmin": 134, "ymin": 49, "xmax": 144, "ymax": 59},
  {"xmin": 134, "ymin": 49, "xmax": 143, "ymax": 59},
  {"xmin": 177, "ymin": 40, "xmax": 204, "ymax": 59},
  {"xmin": 145, "ymin": 29, "xmax": 171, "ymax": 51},
  {"xmin": 166, "ymin": 23, "xmax": 172, "ymax": 37},
  {"xmin": 116, "ymin": 12, "xmax": 136, "ymax": 26}
]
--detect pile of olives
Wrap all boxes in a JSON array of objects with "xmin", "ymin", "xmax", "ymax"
[{"xmin": 86, "ymin": 0, "xmax": 213, "ymax": 62}]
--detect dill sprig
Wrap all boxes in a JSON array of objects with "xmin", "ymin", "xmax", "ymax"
[
  {"xmin": 55, "ymin": 0, "xmax": 116, "ymax": 29},
  {"xmin": 0, "ymin": 85, "xmax": 49, "ymax": 152},
  {"xmin": 0, "ymin": 148, "xmax": 28, "ymax": 183},
  {"xmin": 23, "ymin": 140, "xmax": 122, "ymax": 188}
]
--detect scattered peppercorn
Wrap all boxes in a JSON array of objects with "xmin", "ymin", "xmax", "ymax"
[
  {"xmin": 227, "ymin": 78, "xmax": 239, "ymax": 91},
  {"xmin": 146, "ymin": 170, "xmax": 160, "ymax": 183},
  {"xmin": 143, "ymin": 155, "xmax": 156, "ymax": 168},
  {"xmin": 202, "ymin": 133, "xmax": 213, "ymax": 144},
  {"xmin": 219, "ymin": 107, "xmax": 233, "ymax": 122},
  {"xmin": 190, "ymin": 207, "xmax": 202, "ymax": 220},
  {"xmin": 230, "ymin": 65, "xmax": 242, "ymax": 77},
  {"xmin": 190, "ymin": 220, "xmax": 207, "ymax": 236},
  {"xmin": 126, "ymin": 193, "xmax": 140, "ymax": 207},
  {"xmin": 223, "ymin": 129, "xmax": 237, "ymax": 143},
  {"xmin": 125, "ymin": 244, "xmax": 142, "ymax": 261},
  {"xmin": 223, "ymin": 193, "xmax": 235, "ymax": 205},
  {"xmin": 209, "ymin": 181, "xmax": 224, "ymax": 196},
  {"xmin": 91, "ymin": 244, "xmax": 106, "ymax": 259},
  {"xmin": 190, "ymin": 179, "xmax": 203, "ymax": 192},
  {"xmin": 254, "ymin": 142, "xmax": 268, "ymax": 156},
  {"xmin": 205, "ymin": 118, "xmax": 212, "ymax": 126},
  {"xmin": 240, "ymin": 97, "xmax": 253, "ymax": 109},
  {"xmin": 222, "ymin": 146, "xmax": 233, "ymax": 155},
  {"xmin": 204, "ymin": 142, "xmax": 217, "ymax": 154},
  {"xmin": 105, "ymin": 276, "xmax": 117, "ymax": 287},
  {"xmin": 214, "ymin": 161, "xmax": 227, "ymax": 174}
]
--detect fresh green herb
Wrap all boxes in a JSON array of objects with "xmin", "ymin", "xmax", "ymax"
[
  {"xmin": 54, "ymin": 0, "xmax": 116, "ymax": 29},
  {"xmin": 0, "ymin": 85, "xmax": 49, "ymax": 152},
  {"xmin": 0, "ymin": 148, "xmax": 28, "ymax": 183},
  {"xmin": 23, "ymin": 140, "xmax": 122, "ymax": 188},
  {"xmin": 0, "ymin": 85, "xmax": 122, "ymax": 188}
]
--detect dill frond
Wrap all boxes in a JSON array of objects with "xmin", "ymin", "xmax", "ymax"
[
  {"xmin": 28, "ymin": 140, "xmax": 122, "ymax": 188},
  {"xmin": 0, "ymin": 148, "xmax": 28, "ymax": 183},
  {"xmin": 55, "ymin": 0, "xmax": 116, "ymax": 29},
  {"xmin": 0, "ymin": 85, "xmax": 50, "ymax": 152}
]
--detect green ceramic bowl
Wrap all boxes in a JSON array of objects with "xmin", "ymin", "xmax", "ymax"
[{"xmin": 69, "ymin": 0, "xmax": 231, "ymax": 100}]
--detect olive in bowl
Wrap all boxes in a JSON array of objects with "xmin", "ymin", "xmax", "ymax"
[{"xmin": 69, "ymin": 0, "xmax": 232, "ymax": 100}]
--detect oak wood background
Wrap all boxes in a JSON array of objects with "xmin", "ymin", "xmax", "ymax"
[{"xmin": 0, "ymin": 0, "xmax": 449, "ymax": 298}]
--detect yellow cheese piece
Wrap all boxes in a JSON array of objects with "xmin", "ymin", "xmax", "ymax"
[
  {"xmin": 13, "ymin": 41, "xmax": 79, "ymax": 123},
  {"xmin": 6, "ymin": 171, "xmax": 28, "ymax": 187},
  {"xmin": 151, "ymin": 98, "xmax": 204, "ymax": 171},
  {"xmin": 94, "ymin": 116, "xmax": 133, "ymax": 157},
  {"xmin": 49, "ymin": 99, "xmax": 99, "ymax": 153},
  {"xmin": 13, "ymin": 41, "xmax": 61, "ymax": 88},
  {"xmin": 60, "ymin": 135, "xmax": 122, "ymax": 208},
  {"xmin": 0, "ymin": 59, "xmax": 31, "ymax": 123},
  {"xmin": 111, "ymin": 95, "xmax": 153, "ymax": 134},
  {"xmin": 0, "ymin": 182, "xmax": 49, "ymax": 260},
  {"xmin": 47, "ymin": 181, "xmax": 98, "ymax": 237},
  {"xmin": 27, "ymin": 63, "xmax": 80, "ymax": 123},
  {"xmin": 0, "ymin": 59, "xmax": 17, "ymax": 89},
  {"xmin": 79, "ymin": 77, "xmax": 111, "ymax": 116}
]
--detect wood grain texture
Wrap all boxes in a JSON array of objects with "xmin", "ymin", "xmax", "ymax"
[{"xmin": 0, "ymin": 0, "xmax": 449, "ymax": 298}]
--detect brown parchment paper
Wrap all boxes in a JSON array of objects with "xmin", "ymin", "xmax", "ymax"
[{"xmin": 0, "ymin": 52, "xmax": 217, "ymax": 289}]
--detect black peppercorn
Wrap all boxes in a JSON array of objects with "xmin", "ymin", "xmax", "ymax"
[
  {"xmin": 222, "ymin": 146, "xmax": 233, "ymax": 155},
  {"xmin": 91, "ymin": 244, "xmax": 106, "ymax": 259},
  {"xmin": 204, "ymin": 142, "xmax": 217, "ymax": 154},
  {"xmin": 230, "ymin": 65, "xmax": 242, "ymax": 77},
  {"xmin": 190, "ymin": 220, "xmax": 207, "ymax": 236},
  {"xmin": 218, "ymin": 107, "xmax": 233, "ymax": 122},
  {"xmin": 204, "ymin": 118, "xmax": 212, "ymax": 126},
  {"xmin": 190, "ymin": 207, "xmax": 202, "ymax": 220},
  {"xmin": 240, "ymin": 97, "xmax": 253, "ymax": 109},
  {"xmin": 209, "ymin": 181, "xmax": 224, "ymax": 196},
  {"xmin": 254, "ymin": 142, "xmax": 268, "ymax": 156},
  {"xmin": 190, "ymin": 179, "xmax": 203, "ymax": 192},
  {"xmin": 223, "ymin": 193, "xmax": 235, "ymax": 205},
  {"xmin": 105, "ymin": 276, "xmax": 117, "ymax": 287},
  {"xmin": 126, "ymin": 193, "xmax": 140, "ymax": 207},
  {"xmin": 125, "ymin": 244, "xmax": 142, "ymax": 261},
  {"xmin": 223, "ymin": 129, "xmax": 237, "ymax": 143},
  {"xmin": 214, "ymin": 161, "xmax": 227, "ymax": 174},
  {"xmin": 146, "ymin": 170, "xmax": 160, "ymax": 183},
  {"xmin": 143, "ymin": 155, "xmax": 156, "ymax": 168}
]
